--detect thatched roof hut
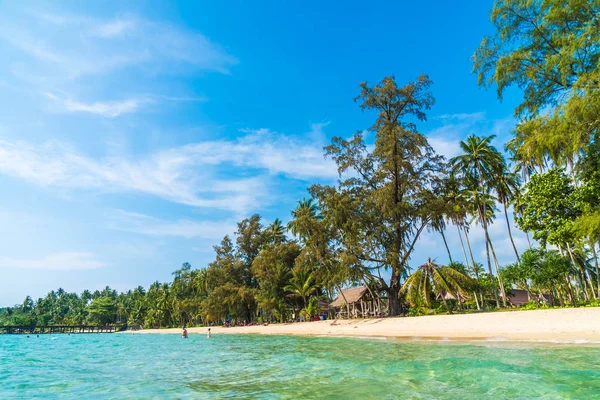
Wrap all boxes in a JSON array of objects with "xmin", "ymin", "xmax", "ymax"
[
  {"xmin": 330, "ymin": 286, "xmax": 369, "ymax": 308},
  {"xmin": 330, "ymin": 286, "xmax": 383, "ymax": 318},
  {"xmin": 508, "ymin": 289, "xmax": 530, "ymax": 305},
  {"xmin": 508, "ymin": 289, "xmax": 552, "ymax": 306}
]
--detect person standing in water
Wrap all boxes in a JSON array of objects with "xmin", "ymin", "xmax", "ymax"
[
  {"xmin": 182, "ymin": 327, "xmax": 188, "ymax": 339},
  {"xmin": 207, "ymin": 328, "xmax": 211, "ymax": 338}
]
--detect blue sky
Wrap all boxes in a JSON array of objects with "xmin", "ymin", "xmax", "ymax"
[{"xmin": 0, "ymin": 1, "xmax": 528, "ymax": 306}]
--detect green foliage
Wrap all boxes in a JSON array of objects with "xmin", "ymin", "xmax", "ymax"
[
  {"xmin": 501, "ymin": 248, "xmax": 576, "ymax": 306},
  {"xmin": 408, "ymin": 306, "xmax": 428, "ymax": 317},
  {"xmin": 516, "ymin": 169, "xmax": 580, "ymax": 247},
  {"xmin": 7, "ymin": 20, "xmax": 600, "ymax": 324},
  {"xmin": 401, "ymin": 259, "xmax": 473, "ymax": 313},
  {"xmin": 86, "ymin": 297, "xmax": 116, "ymax": 325},
  {"xmin": 474, "ymin": 0, "xmax": 600, "ymax": 119},
  {"xmin": 521, "ymin": 301, "xmax": 549, "ymax": 311},
  {"xmin": 585, "ymin": 299, "xmax": 600, "ymax": 308},
  {"xmin": 311, "ymin": 75, "xmax": 446, "ymax": 315}
]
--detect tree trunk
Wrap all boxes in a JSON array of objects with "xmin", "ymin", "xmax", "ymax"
[
  {"xmin": 473, "ymin": 291, "xmax": 481, "ymax": 310},
  {"xmin": 481, "ymin": 206, "xmax": 507, "ymax": 307},
  {"xmin": 440, "ymin": 228, "xmax": 453, "ymax": 264},
  {"xmin": 464, "ymin": 227, "xmax": 483, "ymax": 309},
  {"xmin": 525, "ymin": 231, "xmax": 532, "ymax": 249},
  {"xmin": 441, "ymin": 293, "xmax": 452, "ymax": 314},
  {"xmin": 503, "ymin": 199, "xmax": 520, "ymax": 260},
  {"xmin": 592, "ymin": 243, "xmax": 600, "ymax": 299},
  {"xmin": 565, "ymin": 277, "xmax": 576, "ymax": 306},
  {"xmin": 335, "ymin": 284, "xmax": 351, "ymax": 318},
  {"xmin": 387, "ymin": 284, "xmax": 402, "ymax": 317},
  {"xmin": 456, "ymin": 224, "xmax": 470, "ymax": 268},
  {"xmin": 566, "ymin": 243, "xmax": 591, "ymax": 301},
  {"xmin": 457, "ymin": 224, "xmax": 480, "ymax": 310},
  {"xmin": 485, "ymin": 239, "xmax": 500, "ymax": 308},
  {"xmin": 487, "ymin": 233, "xmax": 508, "ymax": 307},
  {"xmin": 464, "ymin": 228, "xmax": 479, "ymax": 279},
  {"xmin": 390, "ymin": 126, "xmax": 403, "ymax": 318},
  {"xmin": 455, "ymin": 292, "xmax": 463, "ymax": 311}
]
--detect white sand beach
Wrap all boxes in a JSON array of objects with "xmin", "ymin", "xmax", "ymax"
[{"xmin": 136, "ymin": 307, "xmax": 600, "ymax": 342}]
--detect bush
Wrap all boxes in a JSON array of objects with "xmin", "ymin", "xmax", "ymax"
[
  {"xmin": 585, "ymin": 299, "xmax": 600, "ymax": 307},
  {"xmin": 521, "ymin": 300, "xmax": 550, "ymax": 310},
  {"xmin": 408, "ymin": 306, "xmax": 427, "ymax": 317}
]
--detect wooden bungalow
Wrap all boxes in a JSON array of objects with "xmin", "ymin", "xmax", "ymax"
[
  {"xmin": 330, "ymin": 286, "xmax": 384, "ymax": 319},
  {"xmin": 508, "ymin": 289, "xmax": 552, "ymax": 306}
]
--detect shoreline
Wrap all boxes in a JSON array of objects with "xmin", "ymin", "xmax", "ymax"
[{"xmin": 134, "ymin": 307, "xmax": 600, "ymax": 343}]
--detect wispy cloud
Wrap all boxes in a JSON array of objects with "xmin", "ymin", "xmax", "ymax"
[
  {"xmin": 107, "ymin": 210, "xmax": 237, "ymax": 240},
  {"xmin": 44, "ymin": 92, "xmax": 144, "ymax": 117},
  {"xmin": 434, "ymin": 112, "xmax": 485, "ymax": 122},
  {"xmin": 0, "ymin": 252, "xmax": 104, "ymax": 270},
  {"xmin": 43, "ymin": 92, "xmax": 205, "ymax": 117},
  {"xmin": 90, "ymin": 18, "xmax": 137, "ymax": 38},
  {"xmin": 0, "ymin": 125, "xmax": 336, "ymax": 213},
  {"xmin": 0, "ymin": 9, "xmax": 238, "ymax": 80}
]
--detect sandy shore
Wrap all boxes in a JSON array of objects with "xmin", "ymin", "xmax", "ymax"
[{"xmin": 135, "ymin": 307, "xmax": 600, "ymax": 342}]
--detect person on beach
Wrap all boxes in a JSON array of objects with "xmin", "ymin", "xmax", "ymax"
[
  {"xmin": 182, "ymin": 327, "xmax": 188, "ymax": 338},
  {"xmin": 207, "ymin": 328, "xmax": 211, "ymax": 338}
]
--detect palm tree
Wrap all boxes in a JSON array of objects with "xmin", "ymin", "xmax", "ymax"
[
  {"xmin": 400, "ymin": 258, "xmax": 473, "ymax": 313},
  {"xmin": 506, "ymin": 134, "xmax": 537, "ymax": 183},
  {"xmin": 285, "ymin": 269, "xmax": 318, "ymax": 310},
  {"xmin": 492, "ymin": 161, "xmax": 522, "ymax": 260},
  {"xmin": 464, "ymin": 183, "xmax": 507, "ymax": 307},
  {"xmin": 287, "ymin": 198, "xmax": 321, "ymax": 239},
  {"xmin": 442, "ymin": 172, "xmax": 484, "ymax": 309},
  {"xmin": 266, "ymin": 218, "xmax": 286, "ymax": 244},
  {"xmin": 452, "ymin": 134, "xmax": 508, "ymax": 307}
]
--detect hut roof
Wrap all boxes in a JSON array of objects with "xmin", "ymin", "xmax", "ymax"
[
  {"xmin": 318, "ymin": 299, "xmax": 332, "ymax": 311},
  {"xmin": 330, "ymin": 286, "xmax": 368, "ymax": 308},
  {"xmin": 508, "ymin": 289, "xmax": 530, "ymax": 305},
  {"xmin": 435, "ymin": 292, "xmax": 468, "ymax": 301}
]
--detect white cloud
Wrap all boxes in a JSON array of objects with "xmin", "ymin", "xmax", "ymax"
[
  {"xmin": 108, "ymin": 210, "xmax": 236, "ymax": 240},
  {"xmin": 428, "ymin": 136, "xmax": 463, "ymax": 160},
  {"xmin": 434, "ymin": 112, "xmax": 485, "ymax": 122},
  {"xmin": 91, "ymin": 18, "xmax": 136, "ymax": 38},
  {"xmin": 43, "ymin": 92, "xmax": 144, "ymax": 117},
  {"xmin": 62, "ymin": 98, "xmax": 141, "ymax": 117},
  {"xmin": 0, "ymin": 10, "xmax": 237, "ymax": 80},
  {"xmin": 0, "ymin": 126, "xmax": 336, "ymax": 213},
  {"xmin": 0, "ymin": 252, "xmax": 104, "ymax": 270},
  {"xmin": 43, "ymin": 92, "xmax": 205, "ymax": 117}
]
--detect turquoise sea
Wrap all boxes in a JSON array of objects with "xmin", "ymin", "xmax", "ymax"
[{"xmin": 1, "ymin": 333, "xmax": 599, "ymax": 399}]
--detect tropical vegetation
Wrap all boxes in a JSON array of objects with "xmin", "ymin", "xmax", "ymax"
[{"xmin": 2, "ymin": 0, "xmax": 600, "ymax": 328}]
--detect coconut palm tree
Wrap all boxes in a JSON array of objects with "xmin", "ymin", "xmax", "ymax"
[
  {"xmin": 464, "ymin": 183, "xmax": 508, "ymax": 307},
  {"xmin": 506, "ymin": 133, "xmax": 538, "ymax": 183},
  {"xmin": 266, "ymin": 218, "xmax": 286, "ymax": 244},
  {"xmin": 400, "ymin": 258, "xmax": 473, "ymax": 313},
  {"xmin": 452, "ymin": 134, "xmax": 508, "ymax": 307},
  {"xmin": 443, "ymin": 174, "xmax": 473, "ymax": 265},
  {"xmin": 452, "ymin": 135, "xmax": 503, "ymax": 185},
  {"xmin": 287, "ymin": 198, "xmax": 321, "ymax": 239},
  {"xmin": 285, "ymin": 269, "xmax": 318, "ymax": 310}
]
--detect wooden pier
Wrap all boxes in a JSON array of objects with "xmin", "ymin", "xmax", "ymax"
[{"xmin": 0, "ymin": 325, "xmax": 119, "ymax": 334}]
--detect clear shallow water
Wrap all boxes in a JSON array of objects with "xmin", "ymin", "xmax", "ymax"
[{"xmin": 1, "ymin": 334, "xmax": 599, "ymax": 399}]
